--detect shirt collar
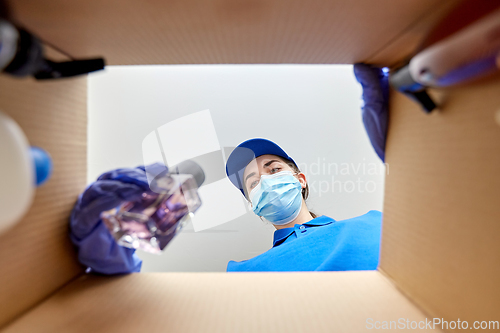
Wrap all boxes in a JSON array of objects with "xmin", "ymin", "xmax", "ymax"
[
  {"xmin": 303, "ymin": 215, "xmax": 335, "ymax": 226},
  {"xmin": 272, "ymin": 215, "xmax": 335, "ymax": 247}
]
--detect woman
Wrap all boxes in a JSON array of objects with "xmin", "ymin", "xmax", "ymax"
[{"xmin": 225, "ymin": 138, "xmax": 382, "ymax": 272}]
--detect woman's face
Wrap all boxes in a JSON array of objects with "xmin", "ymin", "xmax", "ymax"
[{"xmin": 242, "ymin": 154, "xmax": 306, "ymax": 199}]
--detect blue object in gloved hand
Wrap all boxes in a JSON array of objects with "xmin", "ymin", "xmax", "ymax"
[
  {"xmin": 70, "ymin": 166, "xmax": 152, "ymax": 275},
  {"xmin": 353, "ymin": 63, "xmax": 389, "ymax": 162}
]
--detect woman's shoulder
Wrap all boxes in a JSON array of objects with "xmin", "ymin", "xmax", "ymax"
[
  {"xmin": 318, "ymin": 210, "xmax": 382, "ymax": 221},
  {"xmin": 345, "ymin": 210, "xmax": 382, "ymax": 226},
  {"xmin": 321, "ymin": 210, "xmax": 382, "ymax": 225}
]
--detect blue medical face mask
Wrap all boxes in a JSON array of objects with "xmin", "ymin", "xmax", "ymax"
[{"xmin": 249, "ymin": 170, "xmax": 303, "ymax": 225}]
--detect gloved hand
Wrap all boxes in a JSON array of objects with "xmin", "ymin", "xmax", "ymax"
[
  {"xmin": 70, "ymin": 166, "xmax": 152, "ymax": 275},
  {"xmin": 353, "ymin": 63, "xmax": 389, "ymax": 162}
]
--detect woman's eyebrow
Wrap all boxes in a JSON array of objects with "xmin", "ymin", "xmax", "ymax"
[
  {"xmin": 244, "ymin": 160, "xmax": 281, "ymax": 185},
  {"xmin": 263, "ymin": 159, "xmax": 281, "ymax": 168},
  {"xmin": 244, "ymin": 172, "xmax": 257, "ymax": 183}
]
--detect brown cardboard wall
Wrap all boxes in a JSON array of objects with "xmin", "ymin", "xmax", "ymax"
[
  {"xmin": 0, "ymin": 77, "xmax": 87, "ymax": 328},
  {"xmin": 1, "ymin": 271, "xmax": 441, "ymax": 333},
  {"xmin": 380, "ymin": 75, "xmax": 500, "ymax": 326},
  {"xmin": 9, "ymin": 0, "xmax": 460, "ymax": 67},
  {"xmin": 1, "ymin": 0, "xmax": 488, "ymax": 331}
]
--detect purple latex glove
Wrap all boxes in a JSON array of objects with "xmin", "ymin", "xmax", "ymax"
[
  {"xmin": 70, "ymin": 166, "xmax": 153, "ymax": 275},
  {"xmin": 353, "ymin": 63, "xmax": 389, "ymax": 162}
]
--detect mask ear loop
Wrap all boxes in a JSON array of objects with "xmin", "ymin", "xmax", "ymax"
[
  {"xmin": 293, "ymin": 171, "xmax": 307, "ymax": 190},
  {"xmin": 246, "ymin": 200, "xmax": 265, "ymax": 222}
]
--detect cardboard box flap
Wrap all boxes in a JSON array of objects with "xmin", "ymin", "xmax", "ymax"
[
  {"xmin": 9, "ymin": 0, "xmax": 460, "ymax": 67},
  {"xmin": 381, "ymin": 76, "xmax": 500, "ymax": 324},
  {"xmin": 1, "ymin": 271, "xmax": 442, "ymax": 333},
  {"xmin": 0, "ymin": 77, "xmax": 87, "ymax": 328}
]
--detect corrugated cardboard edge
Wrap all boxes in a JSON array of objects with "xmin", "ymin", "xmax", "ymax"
[{"xmin": 1, "ymin": 271, "xmax": 443, "ymax": 333}]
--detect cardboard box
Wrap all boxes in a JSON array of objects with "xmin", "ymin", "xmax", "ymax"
[{"xmin": 1, "ymin": 0, "xmax": 499, "ymax": 331}]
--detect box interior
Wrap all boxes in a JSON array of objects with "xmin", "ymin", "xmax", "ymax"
[{"xmin": 2, "ymin": 0, "xmax": 499, "ymax": 331}]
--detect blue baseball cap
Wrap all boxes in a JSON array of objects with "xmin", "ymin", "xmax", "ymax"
[{"xmin": 225, "ymin": 138, "xmax": 297, "ymax": 196}]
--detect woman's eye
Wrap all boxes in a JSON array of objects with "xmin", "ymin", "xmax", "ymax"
[
  {"xmin": 250, "ymin": 180, "xmax": 259, "ymax": 189},
  {"xmin": 270, "ymin": 167, "xmax": 281, "ymax": 173}
]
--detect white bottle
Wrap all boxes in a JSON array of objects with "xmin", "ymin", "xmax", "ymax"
[{"xmin": 0, "ymin": 110, "xmax": 34, "ymax": 234}]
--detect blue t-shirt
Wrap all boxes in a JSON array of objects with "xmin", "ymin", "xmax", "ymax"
[{"xmin": 227, "ymin": 210, "xmax": 382, "ymax": 272}]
